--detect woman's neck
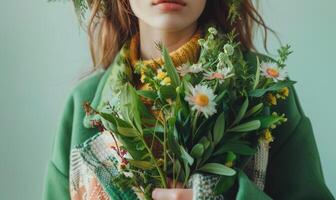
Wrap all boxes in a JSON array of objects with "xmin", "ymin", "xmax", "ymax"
[{"xmin": 138, "ymin": 20, "xmax": 198, "ymax": 60}]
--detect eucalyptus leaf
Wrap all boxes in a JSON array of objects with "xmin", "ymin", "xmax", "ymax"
[
  {"xmin": 213, "ymin": 142, "xmax": 256, "ymax": 156},
  {"xmin": 253, "ymin": 57, "xmax": 261, "ymax": 90},
  {"xmin": 200, "ymin": 138, "xmax": 215, "ymax": 165},
  {"xmin": 159, "ymin": 85, "xmax": 176, "ymax": 100},
  {"xmin": 136, "ymin": 90, "xmax": 158, "ymax": 100},
  {"xmin": 119, "ymin": 84, "xmax": 142, "ymax": 132},
  {"xmin": 180, "ymin": 145, "xmax": 194, "ymax": 166},
  {"xmin": 244, "ymin": 103, "xmax": 263, "ymax": 119},
  {"xmin": 173, "ymin": 160, "xmax": 182, "ymax": 181},
  {"xmin": 249, "ymin": 80, "xmax": 296, "ymax": 97},
  {"xmin": 199, "ymin": 163, "xmax": 236, "ymax": 176},
  {"xmin": 228, "ymin": 120, "xmax": 261, "ymax": 132},
  {"xmin": 214, "ymin": 89, "xmax": 227, "ymax": 103},
  {"xmin": 232, "ymin": 98, "xmax": 249, "ymax": 126},
  {"xmin": 190, "ymin": 143, "xmax": 204, "ymax": 158},
  {"xmin": 128, "ymin": 160, "xmax": 155, "ymax": 170},
  {"xmin": 117, "ymin": 127, "xmax": 139, "ymax": 137},
  {"xmin": 214, "ymin": 175, "xmax": 236, "ymax": 195},
  {"xmin": 183, "ymin": 159, "xmax": 190, "ymax": 185},
  {"xmin": 213, "ymin": 112, "xmax": 225, "ymax": 145},
  {"xmin": 162, "ymin": 46, "xmax": 180, "ymax": 87},
  {"xmin": 101, "ymin": 118, "xmax": 117, "ymax": 133},
  {"xmin": 199, "ymin": 137, "xmax": 210, "ymax": 149},
  {"xmin": 257, "ymin": 115, "xmax": 283, "ymax": 129},
  {"xmin": 167, "ymin": 126, "xmax": 181, "ymax": 157}
]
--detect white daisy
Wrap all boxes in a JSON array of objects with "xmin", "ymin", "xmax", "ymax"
[
  {"xmin": 177, "ymin": 63, "xmax": 203, "ymax": 76},
  {"xmin": 203, "ymin": 67, "xmax": 234, "ymax": 83},
  {"xmin": 185, "ymin": 84, "xmax": 217, "ymax": 118},
  {"xmin": 260, "ymin": 62, "xmax": 288, "ymax": 82}
]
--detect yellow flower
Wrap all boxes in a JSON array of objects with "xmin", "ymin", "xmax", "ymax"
[
  {"xmin": 267, "ymin": 93, "xmax": 277, "ymax": 105},
  {"xmin": 279, "ymin": 87, "xmax": 289, "ymax": 97},
  {"xmin": 140, "ymin": 73, "xmax": 146, "ymax": 83},
  {"xmin": 225, "ymin": 161, "xmax": 234, "ymax": 168},
  {"xmin": 161, "ymin": 77, "xmax": 171, "ymax": 85},
  {"xmin": 156, "ymin": 71, "xmax": 167, "ymax": 80},
  {"xmin": 263, "ymin": 129, "xmax": 274, "ymax": 143}
]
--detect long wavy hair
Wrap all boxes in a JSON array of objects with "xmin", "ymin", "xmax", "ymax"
[{"xmin": 83, "ymin": 0, "xmax": 272, "ymax": 70}]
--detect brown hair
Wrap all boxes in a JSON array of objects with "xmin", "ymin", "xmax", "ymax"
[{"xmin": 84, "ymin": 0, "xmax": 273, "ymax": 70}]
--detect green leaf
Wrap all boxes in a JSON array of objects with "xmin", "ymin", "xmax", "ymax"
[
  {"xmin": 214, "ymin": 89, "xmax": 227, "ymax": 103},
  {"xmin": 213, "ymin": 113, "xmax": 225, "ymax": 145},
  {"xmin": 128, "ymin": 160, "xmax": 155, "ymax": 170},
  {"xmin": 244, "ymin": 103, "xmax": 263, "ymax": 119},
  {"xmin": 190, "ymin": 143, "xmax": 204, "ymax": 158},
  {"xmin": 162, "ymin": 46, "xmax": 180, "ymax": 87},
  {"xmin": 100, "ymin": 112, "xmax": 117, "ymax": 124},
  {"xmin": 213, "ymin": 142, "xmax": 256, "ymax": 156},
  {"xmin": 249, "ymin": 80, "xmax": 296, "ymax": 97},
  {"xmin": 228, "ymin": 120, "xmax": 261, "ymax": 132},
  {"xmin": 214, "ymin": 175, "xmax": 236, "ymax": 195},
  {"xmin": 117, "ymin": 127, "xmax": 139, "ymax": 137},
  {"xmin": 119, "ymin": 84, "xmax": 143, "ymax": 132},
  {"xmin": 159, "ymin": 85, "xmax": 176, "ymax": 100},
  {"xmin": 200, "ymin": 140, "xmax": 215, "ymax": 165},
  {"xmin": 232, "ymin": 98, "xmax": 249, "ymax": 126},
  {"xmin": 99, "ymin": 112, "xmax": 118, "ymax": 132},
  {"xmin": 253, "ymin": 57, "xmax": 261, "ymax": 90},
  {"xmin": 173, "ymin": 160, "xmax": 182, "ymax": 180},
  {"xmin": 180, "ymin": 145, "xmax": 194, "ymax": 166},
  {"xmin": 183, "ymin": 159, "xmax": 190, "ymax": 185},
  {"xmin": 199, "ymin": 163, "xmax": 236, "ymax": 176},
  {"xmin": 199, "ymin": 137, "xmax": 210, "ymax": 149},
  {"xmin": 136, "ymin": 90, "xmax": 158, "ymax": 100},
  {"xmin": 257, "ymin": 115, "xmax": 284, "ymax": 129}
]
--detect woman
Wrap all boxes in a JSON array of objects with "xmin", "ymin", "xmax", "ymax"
[{"xmin": 43, "ymin": 0, "xmax": 334, "ymax": 199}]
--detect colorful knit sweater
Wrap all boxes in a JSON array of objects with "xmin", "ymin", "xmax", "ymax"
[{"xmin": 43, "ymin": 26, "xmax": 334, "ymax": 200}]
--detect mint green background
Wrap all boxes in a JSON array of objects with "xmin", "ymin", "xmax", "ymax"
[{"xmin": 0, "ymin": 0, "xmax": 335, "ymax": 199}]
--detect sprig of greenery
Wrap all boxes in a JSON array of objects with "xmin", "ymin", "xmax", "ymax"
[{"xmin": 277, "ymin": 44, "xmax": 293, "ymax": 68}]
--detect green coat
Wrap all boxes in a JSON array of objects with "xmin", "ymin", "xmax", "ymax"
[{"xmin": 43, "ymin": 50, "xmax": 334, "ymax": 200}]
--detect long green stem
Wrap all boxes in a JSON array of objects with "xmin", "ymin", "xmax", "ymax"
[
  {"xmin": 191, "ymin": 111, "xmax": 200, "ymax": 144},
  {"xmin": 142, "ymin": 138, "xmax": 167, "ymax": 188},
  {"xmin": 163, "ymin": 119, "xmax": 167, "ymax": 172}
]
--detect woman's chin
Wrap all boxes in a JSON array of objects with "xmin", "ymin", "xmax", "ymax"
[{"xmin": 149, "ymin": 18, "xmax": 191, "ymax": 31}]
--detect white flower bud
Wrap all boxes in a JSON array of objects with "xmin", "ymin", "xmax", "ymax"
[
  {"xmin": 198, "ymin": 39, "xmax": 206, "ymax": 46},
  {"xmin": 223, "ymin": 44, "xmax": 234, "ymax": 56},
  {"xmin": 208, "ymin": 27, "xmax": 218, "ymax": 35}
]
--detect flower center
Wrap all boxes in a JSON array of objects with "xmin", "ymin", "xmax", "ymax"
[
  {"xmin": 195, "ymin": 93, "xmax": 209, "ymax": 106},
  {"xmin": 266, "ymin": 68, "xmax": 279, "ymax": 77},
  {"xmin": 157, "ymin": 71, "xmax": 167, "ymax": 80},
  {"xmin": 213, "ymin": 72, "xmax": 225, "ymax": 79}
]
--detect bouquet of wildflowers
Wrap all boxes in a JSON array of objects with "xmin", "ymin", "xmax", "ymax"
[{"xmin": 85, "ymin": 27, "xmax": 294, "ymax": 199}]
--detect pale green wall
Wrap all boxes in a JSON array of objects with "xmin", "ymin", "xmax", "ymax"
[{"xmin": 0, "ymin": 0, "xmax": 335, "ymax": 199}]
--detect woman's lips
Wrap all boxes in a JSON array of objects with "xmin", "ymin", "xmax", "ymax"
[{"xmin": 152, "ymin": 0, "xmax": 186, "ymax": 12}]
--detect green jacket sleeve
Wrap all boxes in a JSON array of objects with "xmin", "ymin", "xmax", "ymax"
[
  {"xmin": 263, "ymin": 86, "xmax": 334, "ymax": 200},
  {"xmin": 43, "ymin": 71, "xmax": 104, "ymax": 200},
  {"xmin": 43, "ymin": 93, "xmax": 74, "ymax": 200}
]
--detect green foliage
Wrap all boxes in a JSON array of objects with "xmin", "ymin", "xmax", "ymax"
[
  {"xmin": 228, "ymin": 120, "xmax": 261, "ymax": 132},
  {"xmin": 214, "ymin": 142, "xmax": 256, "ymax": 156},
  {"xmin": 249, "ymin": 80, "xmax": 296, "ymax": 97},
  {"xmin": 161, "ymin": 46, "xmax": 181, "ymax": 87},
  {"xmin": 213, "ymin": 112, "xmax": 226, "ymax": 145},
  {"xmin": 83, "ymin": 26, "xmax": 293, "ymax": 197},
  {"xmin": 199, "ymin": 163, "xmax": 236, "ymax": 176}
]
